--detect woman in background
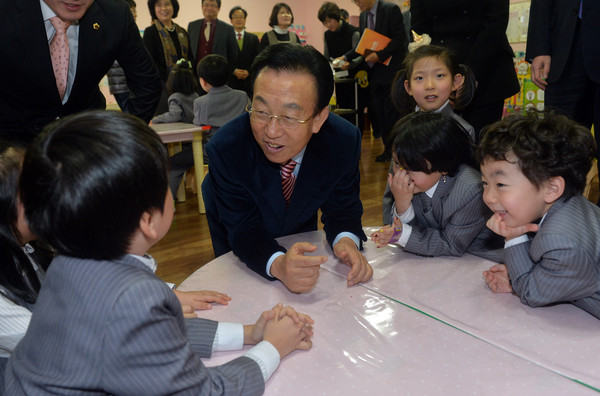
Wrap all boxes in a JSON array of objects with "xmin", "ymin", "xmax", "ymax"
[{"xmin": 259, "ymin": 3, "xmax": 301, "ymax": 51}]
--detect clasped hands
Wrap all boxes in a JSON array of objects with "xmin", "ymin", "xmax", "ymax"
[{"xmin": 270, "ymin": 238, "xmax": 373, "ymax": 293}]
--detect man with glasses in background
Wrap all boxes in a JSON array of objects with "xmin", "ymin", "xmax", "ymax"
[{"xmin": 202, "ymin": 43, "xmax": 373, "ymax": 294}]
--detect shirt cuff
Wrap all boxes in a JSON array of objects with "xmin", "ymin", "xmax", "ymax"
[
  {"xmin": 266, "ymin": 251, "xmax": 286, "ymax": 278},
  {"xmin": 397, "ymin": 223, "xmax": 412, "ymax": 247},
  {"xmin": 212, "ymin": 322, "xmax": 244, "ymax": 351},
  {"xmin": 504, "ymin": 234, "xmax": 530, "ymax": 249},
  {"xmin": 333, "ymin": 232, "xmax": 360, "ymax": 248},
  {"xmin": 243, "ymin": 340, "xmax": 281, "ymax": 382},
  {"xmin": 392, "ymin": 203, "xmax": 415, "ymax": 224}
]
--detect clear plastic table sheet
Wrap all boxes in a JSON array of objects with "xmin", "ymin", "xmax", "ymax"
[{"xmin": 179, "ymin": 229, "xmax": 597, "ymax": 394}]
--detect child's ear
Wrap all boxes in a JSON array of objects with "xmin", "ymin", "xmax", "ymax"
[
  {"xmin": 139, "ymin": 210, "xmax": 159, "ymax": 240},
  {"xmin": 452, "ymin": 73, "xmax": 465, "ymax": 91},
  {"xmin": 544, "ymin": 176, "xmax": 565, "ymax": 204},
  {"xmin": 404, "ymin": 80, "xmax": 413, "ymax": 96}
]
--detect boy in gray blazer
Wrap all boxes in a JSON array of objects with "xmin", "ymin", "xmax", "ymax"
[
  {"xmin": 3, "ymin": 111, "xmax": 313, "ymax": 395},
  {"xmin": 479, "ymin": 111, "xmax": 600, "ymax": 320}
]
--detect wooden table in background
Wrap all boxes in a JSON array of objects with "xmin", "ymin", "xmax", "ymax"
[{"xmin": 151, "ymin": 123, "xmax": 210, "ymax": 214}]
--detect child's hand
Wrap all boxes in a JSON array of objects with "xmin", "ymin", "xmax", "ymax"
[
  {"xmin": 483, "ymin": 264, "xmax": 512, "ymax": 293},
  {"xmin": 245, "ymin": 304, "xmax": 314, "ymax": 345},
  {"xmin": 388, "ymin": 168, "xmax": 415, "ymax": 215},
  {"xmin": 181, "ymin": 304, "xmax": 198, "ymax": 318},
  {"xmin": 173, "ymin": 289, "xmax": 231, "ymax": 312},
  {"xmin": 370, "ymin": 219, "xmax": 403, "ymax": 248},
  {"xmin": 486, "ymin": 213, "xmax": 539, "ymax": 240},
  {"xmin": 263, "ymin": 305, "xmax": 313, "ymax": 359}
]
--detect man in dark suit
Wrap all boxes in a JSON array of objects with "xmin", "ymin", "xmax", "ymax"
[
  {"xmin": 202, "ymin": 44, "xmax": 373, "ymax": 293},
  {"xmin": 188, "ymin": 0, "xmax": 237, "ymax": 67},
  {"xmin": 0, "ymin": 0, "xmax": 161, "ymax": 144},
  {"xmin": 339, "ymin": 0, "xmax": 406, "ymax": 162},
  {"xmin": 526, "ymin": 0, "xmax": 600, "ymax": 181},
  {"xmin": 228, "ymin": 6, "xmax": 259, "ymax": 96}
]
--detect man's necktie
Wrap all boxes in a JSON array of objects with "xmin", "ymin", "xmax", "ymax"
[
  {"xmin": 49, "ymin": 17, "xmax": 70, "ymax": 100},
  {"xmin": 281, "ymin": 159, "xmax": 297, "ymax": 207},
  {"xmin": 237, "ymin": 32, "xmax": 243, "ymax": 50},
  {"xmin": 579, "ymin": 0, "xmax": 583, "ymax": 18},
  {"xmin": 204, "ymin": 22, "xmax": 211, "ymax": 41},
  {"xmin": 367, "ymin": 12, "xmax": 375, "ymax": 67}
]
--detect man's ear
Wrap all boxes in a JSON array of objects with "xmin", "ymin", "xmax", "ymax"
[
  {"xmin": 139, "ymin": 210, "xmax": 159, "ymax": 240},
  {"xmin": 544, "ymin": 176, "xmax": 565, "ymax": 204},
  {"xmin": 311, "ymin": 106, "xmax": 330, "ymax": 134}
]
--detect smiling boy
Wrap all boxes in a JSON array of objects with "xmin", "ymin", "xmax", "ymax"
[{"xmin": 478, "ymin": 111, "xmax": 600, "ymax": 319}]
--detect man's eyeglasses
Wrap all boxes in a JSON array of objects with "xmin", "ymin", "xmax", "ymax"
[{"xmin": 246, "ymin": 106, "xmax": 313, "ymax": 129}]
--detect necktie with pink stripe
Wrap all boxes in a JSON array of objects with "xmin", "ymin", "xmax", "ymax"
[
  {"xmin": 281, "ymin": 159, "xmax": 297, "ymax": 207},
  {"xmin": 49, "ymin": 17, "xmax": 70, "ymax": 100}
]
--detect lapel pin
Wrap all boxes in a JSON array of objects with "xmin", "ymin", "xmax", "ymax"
[{"xmin": 93, "ymin": 23, "xmax": 100, "ymax": 30}]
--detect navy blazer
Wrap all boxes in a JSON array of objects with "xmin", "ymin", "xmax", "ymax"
[
  {"xmin": 0, "ymin": 0, "xmax": 161, "ymax": 142},
  {"xmin": 203, "ymin": 113, "xmax": 367, "ymax": 278},
  {"xmin": 526, "ymin": 0, "xmax": 600, "ymax": 84}
]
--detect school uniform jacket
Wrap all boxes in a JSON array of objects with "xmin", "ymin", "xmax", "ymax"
[
  {"xmin": 3, "ymin": 255, "xmax": 264, "ymax": 395},
  {"xmin": 504, "ymin": 195, "xmax": 600, "ymax": 319}
]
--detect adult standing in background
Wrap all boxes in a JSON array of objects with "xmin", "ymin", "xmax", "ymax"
[
  {"xmin": 228, "ymin": 6, "xmax": 259, "ymax": 97},
  {"xmin": 338, "ymin": 0, "xmax": 407, "ymax": 162},
  {"xmin": 411, "ymin": 0, "xmax": 519, "ymax": 140},
  {"xmin": 526, "ymin": 0, "xmax": 600, "ymax": 185},
  {"xmin": 0, "ymin": 0, "xmax": 161, "ymax": 144},
  {"xmin": 143, "ymin": 0, "xmax": 193, "ymax": 114},
  {"xmin": 318, "ymin": 1, "xmax": 365, "ymax": 127},
  {"xmin": 259, "ymin": 3, "xmax": 301, "ymax": 51},
  {"xmin": 188, "ymin": 0, "xmax": 237, "ymax": 68}
]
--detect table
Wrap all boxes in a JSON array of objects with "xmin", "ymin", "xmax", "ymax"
[
  {"xmin": 151, "ymin": 123, "xmax": 210, "ymax": 213},
  {"xmin": 178, "ymin": 229, "xmax": 600, "ymax": 394}
]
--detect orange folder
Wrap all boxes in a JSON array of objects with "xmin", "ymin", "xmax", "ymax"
[{"xmin": 356, "ymin": 28, "xmax": 392, "ymax": 66}]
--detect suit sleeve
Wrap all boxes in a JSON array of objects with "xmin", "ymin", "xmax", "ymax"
[
  {"xmin": 102, "ymin": 279, "xmax": 264, "ymax": 395},
  {"xmin": 320, "ymin": 125, "xmax": 367, "ymax": 247},
  {"xmin": 206, "ymin": 140, "xmax": 286, "ymax": 278},
  {"xmin": 404, "ymin": 184, "xmax": 488, "ymax": 257},
  {"xmin": 525, "ymin": 0, "xmax": 553, "ymax": 60},
  {"xmin": 116, "ymin": 11, "xmax": 161, "ymax": 123},
  {"xmin": 504, "ymin": 235, "xmax": 599, "ymax": 308},
  {"xmin": 375, "ymin": 4, "xmax": 406, "ymax": 65}
]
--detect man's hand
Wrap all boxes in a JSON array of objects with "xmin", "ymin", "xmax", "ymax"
[
  {"xmin": 531, "ymin": 55, "xmax": 551, "ymax": 90},
  {"xmin": 486, "ymin": 213, "xmax": 539, "ymax": 240},
  {"xmin": 173, "ymin": 289, "xmax": 231, "ymax": 312},
  {"xmin": 270, "ymin": 242, "xmax": 327, "ymax": 293},
  {"xmin": 233, "ymin": 68, "xmax": 249, "ymax": 80},
  {"xmin": 365, "ymin": 52, "xmax": 380, "ymax": 64},
  {"xmin": 483, "ymin": 264, "xmax": 513, "ymax": 293},
  {"xmin": 333, "ymin": 237, "xmax": 373, "ymax": 286}
]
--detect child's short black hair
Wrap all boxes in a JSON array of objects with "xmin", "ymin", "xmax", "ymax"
[
  {"xmin": 477, "ymin": 111, "xmax": 596, "ymax": 199},
  {"xmin": 196, "ymin": 54, "xmax": 229, "ymax": 88},
  {"xmin": 392, "ymin": 112, "xmax": 476, "ymax": 176},
  {"xmin": 20, "ymin": 110, "xmax": 169, "ymax": 261},
  {"xmin": 166, "ymin": 60, "xmax": 199, "ymax": 95}
]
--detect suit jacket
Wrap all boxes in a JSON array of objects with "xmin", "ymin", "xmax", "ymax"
[
  {"xmin": 411, "ymin": 0, "xmax": 519, "ymax": 104},
  {"xmin": 3, "ymin": 255, "xmax": 264, "ymax": 395},
  {"xmin": 0, "ymin": 0, "xmax": 161, "ymax": 143},
  {"xmin": 228, "ymin": 31, "xmax": 260, "ymax": 95},
  {"xmin": 193, "ymin": 85, "xmax": 249, "ymax": 128},
  {"xmin": 202, "ymin": 113, "xmax": 367, "ymax": 277},
  {"xmin": 526, "ymin": 0, "xmax": 600, "ymax": 83},
  {"xmin": 188, "ymin": 18, "xmax": 237, "ymax": 65},
  {"xmin": 344, "ymin": 0, "xmax": 406, "ymax": 87},
  {"xmin": 404, "ymin": 165, "xmax": 503, "ymax": 262},
  {"xmin": 504, "ymin": 195, "xmax": 600, "ymax": 319}
]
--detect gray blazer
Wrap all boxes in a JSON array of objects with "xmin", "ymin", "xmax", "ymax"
[
  {"xmin": 3, "ymin": 255, "xmax": 264, "ymax": 395},
  {"xmin": 504, "ymin": 195, "xmax": 600, "ymax": 319},
  {"xmin": 188, "ymin": 18, "xmax": 238, "ymax": 65},
  {"xmin": 404, "ymin": 165, "xmax": 503, "ymax": 261}
]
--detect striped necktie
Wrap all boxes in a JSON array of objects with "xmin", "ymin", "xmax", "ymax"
[{"xmin": 281, "ymin": 159, "xmax": 297, "ymax": 207}]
